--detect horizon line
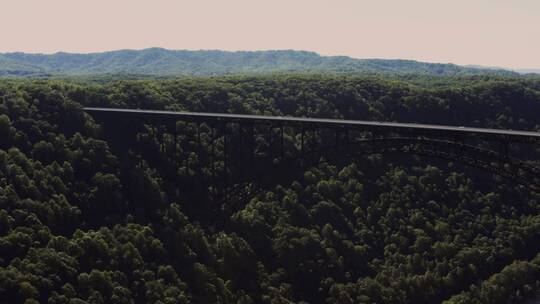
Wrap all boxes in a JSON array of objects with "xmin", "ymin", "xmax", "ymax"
[{"xmin": 0, "ymin": 47, "xmax": 538, "ymax": 71}]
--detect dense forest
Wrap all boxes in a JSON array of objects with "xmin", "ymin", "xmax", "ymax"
[
  {"xmin": 0, "ymin": 49, "xmax": 520, "ymax": 77},
  {"xmin": 1, "ymin": 74, "xmax": 540, "ymax": 303}
]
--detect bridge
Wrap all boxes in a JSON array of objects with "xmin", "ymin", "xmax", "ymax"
[
  {"xmin": 83, "ymin": 107, "xmax": 540, "ymax": 198},
  {"xmin": 83, "ymin": 107, "xmax": 540, "ymax": 140}
]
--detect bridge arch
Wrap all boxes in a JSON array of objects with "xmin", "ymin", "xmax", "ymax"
[{"xmin": 217, "ymin": 136, "xmax": 540, "ymax": 205}]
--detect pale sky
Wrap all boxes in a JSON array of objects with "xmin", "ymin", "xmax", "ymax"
[{"xmin": 1, "ymin": 0, "xmax": 539, "ymax": 69}]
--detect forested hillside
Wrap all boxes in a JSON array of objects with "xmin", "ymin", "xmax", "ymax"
[
  {"xmin": 1, "ymin": 75, "xmax": 540, "ymax": 303},
  {"xmin": 0, "ymin": 49, "xmax": 518, "ymax": 77}
]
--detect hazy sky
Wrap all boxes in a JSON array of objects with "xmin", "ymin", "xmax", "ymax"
[{"xmin": 1, "ymin": 0, "xmax": 539, "ymax": 69}]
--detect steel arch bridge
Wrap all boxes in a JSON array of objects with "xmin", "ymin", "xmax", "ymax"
[{"xmin": 83, "ymin": 107, "xmax": 540, "ymax": 199}]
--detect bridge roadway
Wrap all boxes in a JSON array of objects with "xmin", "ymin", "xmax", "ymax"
[{"xmin": 83, "ymin": 107, "xmax": 540, "ymax": 142}]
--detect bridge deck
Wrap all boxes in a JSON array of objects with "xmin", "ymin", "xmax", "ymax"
[{"xmin": 83, "ymin": 107, "xmax": 540, "ymax": 141}]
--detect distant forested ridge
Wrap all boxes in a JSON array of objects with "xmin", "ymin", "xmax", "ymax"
[
  {"xmin": 1, "ymin": 75, "xmax": 540, "ymax": 303},
  {"xmin": 0, "ymin": 48, "xmax": 519, "ymax": 77}
]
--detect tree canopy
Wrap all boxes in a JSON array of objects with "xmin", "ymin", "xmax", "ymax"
[{"xmin": 0, "ymin": 74, "xmax": 540, "ymax": 303}]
